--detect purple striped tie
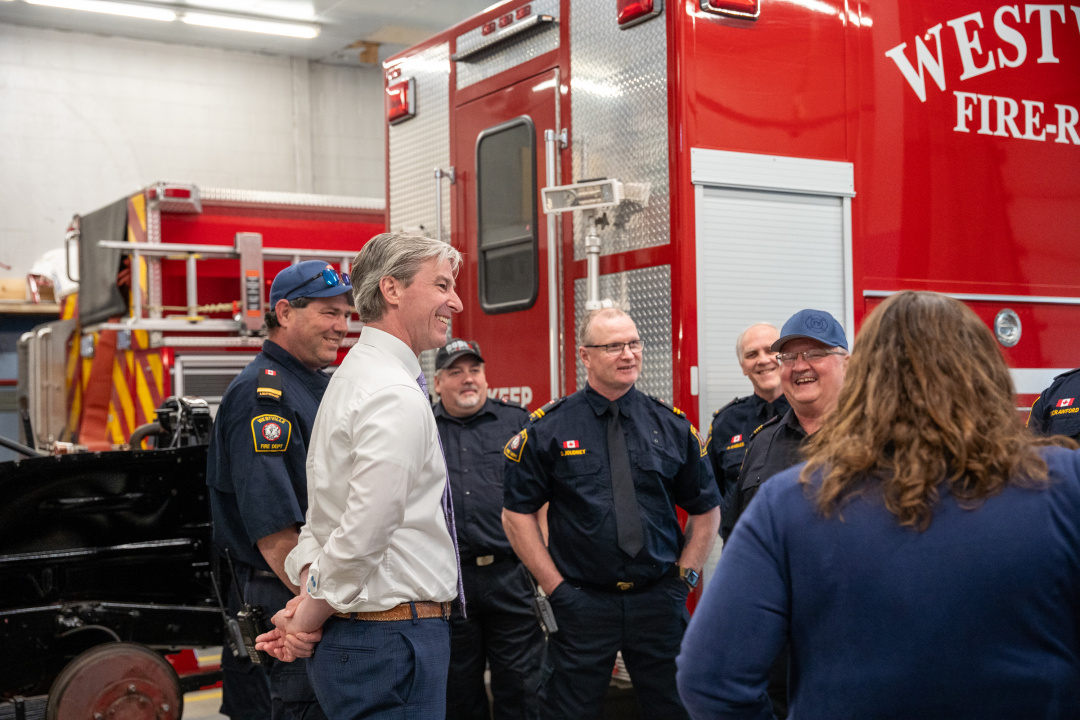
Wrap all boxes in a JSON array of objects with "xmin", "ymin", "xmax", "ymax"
[{"xmin": 417, "ymin": 371, "xmax": 466, "ymax": 615}]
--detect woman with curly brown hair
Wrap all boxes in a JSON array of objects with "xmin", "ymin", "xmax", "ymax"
[{"xmin": 676, "ymin": 290, "xmax": 1080, "ymax": 719}]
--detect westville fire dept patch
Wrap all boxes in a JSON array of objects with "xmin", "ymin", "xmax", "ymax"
[
  {"xmin": 252, "ymin": 414, "xmax": 292, "ymax": 453},
  {"xmin": 504, "ymin": 428, "xmax": 528, "ymax": 463}
]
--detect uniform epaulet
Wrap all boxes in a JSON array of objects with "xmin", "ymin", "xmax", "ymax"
[
  {"xmin": 646, "ymin": 394, "xmax": 689, "ymax": 419},
  {"xmin": 749, "ymin": 413, "xmax": 782, "ymax": 439},
  {"xmin": 527, "ymin": 396, "xmax": 566, "ymax": 423},
  {"xmin": 712, "ymin": 395, "xmax": 745, "ymax": 418},
  {"xmin": 256, "ymin": 368, "xmax": 283, "ymax": 401},
  {"xmin": 648, "ymin": 395, "xmax": 707, "ymax": 456},
  {"xmin": 1053, "ymin": 367, "xmax": 1080, "ymax": 381}
]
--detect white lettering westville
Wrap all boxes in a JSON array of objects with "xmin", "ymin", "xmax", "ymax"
[{"xmin": 887, "ymin": 4, "xmax": 1078, "ymax": 145}]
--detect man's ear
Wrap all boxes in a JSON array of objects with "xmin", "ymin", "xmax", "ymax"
[
  {"xmin": 579, "ymin": 346, "xmax": 591, "ymax": 370},
  {"xmin": 379, "ymin": 275, "xmax": 402, "ymax": 309},
  {"xmin": 274, "ymin": 298, "xmax": 293, "ymax": 328}
]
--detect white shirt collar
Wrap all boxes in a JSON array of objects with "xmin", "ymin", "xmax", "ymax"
[{"xmin": 358, "ymin": 325, "xmax": 422, "ymax": 380}]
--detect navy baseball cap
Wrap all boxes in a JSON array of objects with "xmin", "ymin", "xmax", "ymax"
[
  {"xmin": 771, "ymin": 309, "xmax": 848, "ymax": 351},
  {"xmin": 436, "ymin": 338, "xmax": 484, "ymax": 371},
  {"xmin": 269, "ymin": 260, "xmax": 352, "ymax": 306}
]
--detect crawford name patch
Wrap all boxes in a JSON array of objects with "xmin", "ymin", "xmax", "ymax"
[{"xmin": 252, "ymin": 414, "xmax": 292, "ymax": 452}]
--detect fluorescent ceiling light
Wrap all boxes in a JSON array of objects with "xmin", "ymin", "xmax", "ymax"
[
  {"xmin": 182, "ymin": 11, "xmax": 319, "ymax": 37},
  {"xmin": 24, "ymin": 0, "xmax": 176, "ymax": 21}
]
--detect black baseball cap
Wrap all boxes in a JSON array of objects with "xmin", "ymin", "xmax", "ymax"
[{"xmin": 436, "ymin": 338, "xmax": 484, "ymax": 371}]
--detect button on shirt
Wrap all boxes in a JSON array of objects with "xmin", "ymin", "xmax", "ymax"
[
  {"xmin": 503, "ymin": 384, "xmax": 720, "ymax": 588},
  {"xmin": 1028, "ymin": 368, "xmax": 1080, "ymax": 440},
  {"xmin": 285, "ymin": 327, "xmax": 458, "ymax": 612},
  {"xmin": 708, "ymin": 393, "xmax": 790, "ymax": 540},
  {"xmin": 435, "ymin": 398, "xmax": 528, "ymax": 560},
  {"xmin": 206, "ymin": 340, "xmax": 328, "ymax": 570}
]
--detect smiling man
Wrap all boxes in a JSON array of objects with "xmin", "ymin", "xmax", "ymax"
[
  {"xmin": 206, "ymin": 259, "xmax": 352, "ymax": 720},
  {"xmin": 432, "ymin": 339, "xmax": 544, "ymax": 720},
  {"xmin": 502, "ymin": 308, "xmax": 720, "ymax": 720},
  {"xmin": 707, "ymin": 323, "xmax": 790, "ymax": 543},
  {"xmin": 728, "ymin": 308, "xmax": 849, "ymax": 719},
  {"xmin": 256, "ymin": 231, "xmax": 465, "ymax": 719}
]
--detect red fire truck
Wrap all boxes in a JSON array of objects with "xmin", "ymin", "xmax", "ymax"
[
  {"xmin": 382, "ymin": 0, "xmax": 1080, "ymax": 428},
  {"xmin": 19, "ymin": 182, "xmax": 384, "ymax": 450}
]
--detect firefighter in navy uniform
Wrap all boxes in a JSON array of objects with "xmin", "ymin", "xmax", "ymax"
[
  {"xmin": 433, "ymin": 338, "xmax": 544, "ymax": 720},
  {"xmin": 728, "ymin": 309, "xmax": 849, "ymax": 720},
  {"xmin": 706, "ymin": 323, "xmax": 789, "ymax": 542},
  {"xmin": 206, "ymin": 260, "xmax": 352, "ymax": 720},
  {"xmin": 1028, "ymin": 368, "xmax": 1080, "ymax": 441},
  {"xmin": 502, "ymin": 308, "xmax": 720, "ymax": 720}
]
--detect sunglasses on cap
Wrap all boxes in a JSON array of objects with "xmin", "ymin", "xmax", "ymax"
[{"xmin": 289, "ymin": 266, "xmax": 351, "ymax": 299}]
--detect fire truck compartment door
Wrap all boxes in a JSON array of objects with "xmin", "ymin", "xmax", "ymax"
[
  {"xmin": 453, "ymin": 68, "xmax": 561, "ymax": 408},
  {"xmin": 692, "ymin": 150, "xmax": 854, "ymax": 430}
]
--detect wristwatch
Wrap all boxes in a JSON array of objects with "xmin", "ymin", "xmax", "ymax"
[{"xmin": 679, "ymin": 566, "xmax": 700, "ymax": 589}]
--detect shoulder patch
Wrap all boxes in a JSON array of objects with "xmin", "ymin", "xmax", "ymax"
[
  {"xmin": 691, "ymin": 424, "xmax": 707, "ymax": 457},
  {"xmin": 257, "ymin": 368, "xmax": 283, "ymax": 401},
  {"xmin": 504, "ymin": 428, "xmax": 529, "ymax": 463},
  {"xmin": 252, "ymin": 414, "xmax": 291, "ymax": 452},
  {"xmin": 528, "ymin": 396, "xmax": 566, "ymax": 423}
]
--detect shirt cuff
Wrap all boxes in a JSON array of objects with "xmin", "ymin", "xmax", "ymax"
[{"xmin": 285, "ymin": 534, "xmax": 323, "ymax": 586}]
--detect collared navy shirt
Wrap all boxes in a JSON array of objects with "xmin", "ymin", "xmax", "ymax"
[
  {"xmin": 503, "ymin": 384, "xmax": 720, "ymax": 587},
  {"xmin": 734, "ymin": 407, "xmax": 807, "ymax": 524},
  {"xmin": 434, "ymin": 396, "xmax": 528, "ymax": 560},
  {"xmin": 1028, "ymin": 368, "xmax": 1080, "ymax": 440},
  {"xmin": 206, "ymin": 340, "xmax": 330, "ymax": 570},
  {"xmin": 708, "ymin": 393, "xmax": 790, "ymax": 539}
]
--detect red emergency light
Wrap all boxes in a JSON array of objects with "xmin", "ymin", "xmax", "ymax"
[
  {"xmin": 617, "ymin": 0, "xmax": 662, "ymax": 28},
  {"xmin": 386, "ymin": 77, "xmax": 416, "ymax": 125},
  {"xmin": 700, "ymin": 0, "xmax": 759, "ymax": 19},
  {"xmin": 498, "ymin": 12, "xmax": 514, "ymax": 28}
]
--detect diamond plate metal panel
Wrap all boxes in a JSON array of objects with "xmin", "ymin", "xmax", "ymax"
[
  {"xmin": 388, "ymin": 43, "xmax": 451, "ymax": 239},
  {"xmin": 574, "ymin": 265, "xmax": 672, "ymax": 402},
  {"xmin": 201, "ymin": 188, "xmax": 385, "ymax": 210},
  {"xmin": 569, "ymin": 0, "xmax": 669, "ymax": 260},
  {"xmin": 455, "ymin": 0, "xmax": 560, "ymax": 90}
]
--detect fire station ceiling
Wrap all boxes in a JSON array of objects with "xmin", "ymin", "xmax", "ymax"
[{"xmin": 0, "ymin": 0, "xmax": 498, "ymax": 65}]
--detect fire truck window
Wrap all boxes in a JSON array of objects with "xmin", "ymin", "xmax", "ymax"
[{"xmin": 476, "ymin": 118, "xmax": 538, "ymax": 313}]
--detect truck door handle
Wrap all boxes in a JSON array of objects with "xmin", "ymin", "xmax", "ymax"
[{"xmin": 434, "ymin": 167, "xmax": 456, "ymax": 243}]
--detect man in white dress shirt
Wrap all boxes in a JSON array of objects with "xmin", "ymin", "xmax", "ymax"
[{"xmin": 256, "ymin": 231, "xmax": 464, "ymax": 718}]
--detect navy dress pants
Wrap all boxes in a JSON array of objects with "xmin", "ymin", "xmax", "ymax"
[
  {"xmin": 446, "ymin": 560, "xmax": 544, "ymax": 720},
  {"xmin": 540, "ymin": 576, "xmax": 691, "ymax": 720},
  {"xmin": 308, "ymin": 614, "xmax": 451, "ymax": 720}
]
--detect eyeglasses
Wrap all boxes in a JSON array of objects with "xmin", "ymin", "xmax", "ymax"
[
  {"xmin": 776, "ymin": 349, "xmax": 846, "ymax": 365},
  {"xmin": 583, "ymin": 340, "xmax": 644, "ymax": 356},
  {"xmin": 289, "ymin": 266, "xmax": 351, "ymax": 299}
]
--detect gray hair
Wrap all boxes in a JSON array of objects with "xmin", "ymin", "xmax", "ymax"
[
  {"xmin": 577, "ymin": 307, "xmax": 633, "ymax": 347},
  {"xmin": 349, "ymin": 231, "xmax": 462, "ymax": 323},
  {"xmin": 735, "ymin": 322, "xmax": 778, "ymax": 359}
]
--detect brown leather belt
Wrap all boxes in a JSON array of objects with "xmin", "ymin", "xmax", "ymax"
[{"xmin": 332, "ymin": 601, "xmax": 451, "ymax": 622}]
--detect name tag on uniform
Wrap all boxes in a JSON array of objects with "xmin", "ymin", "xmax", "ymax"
[{"xmin": 252, "ymin": 414, "xmax": 292, "ymax": 452}]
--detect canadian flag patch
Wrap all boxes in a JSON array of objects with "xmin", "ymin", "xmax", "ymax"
[
  {"xmin": 1057, "ymin": 398, "xmax": 1075, "ymax": 408},
  {"xmin": 265, "ymin": 369, "xmax": 276, "ymax": 376},
  {"xmin": 731, "ymin": 434, "xmax": 743, "ymax": 443},
  {"xmin": 562, "ymin": 440, "xmax": 579, "ymax": 449}
]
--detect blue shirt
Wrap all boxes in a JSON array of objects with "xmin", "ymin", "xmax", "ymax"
[
  {"xmin": 206, "ymin": 340, "xmax": 330, "ymax": 570},
  {"xmin": 503, "ymin": 384, "xmax": 720, "ymax": 587},
  {"xmin": 434, "ymin": 397, "xmax": 528, "ymax": 559},
  {"xmin": 677, "ymin": 446, "xmax": 1080, "ymax": 719}
]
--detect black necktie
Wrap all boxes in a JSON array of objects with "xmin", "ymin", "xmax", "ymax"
[{"xmin": 607, "ymin": 400, "xmax": 644, "ymax": 558}]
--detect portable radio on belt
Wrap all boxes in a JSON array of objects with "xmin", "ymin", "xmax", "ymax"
[{"xmin": 223, "ymin": 549, "xmax": 272, "ymax": 667}]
